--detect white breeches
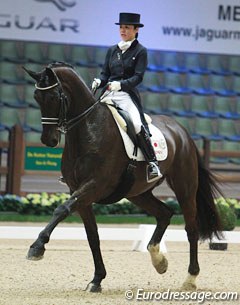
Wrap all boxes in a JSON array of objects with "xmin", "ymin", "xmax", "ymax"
[{"xmin": 103, "ymin": 91, "xmax": 142, "ymax": 134}]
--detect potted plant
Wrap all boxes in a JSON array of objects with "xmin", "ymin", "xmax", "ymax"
[{"xmin": 209, "ymin": 198, "xmax": 237, "ymax": 250}]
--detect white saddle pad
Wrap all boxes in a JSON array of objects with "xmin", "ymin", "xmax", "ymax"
[{"xmin": 105, "ymin": 101, "xmax": 168, "ymax": 161}]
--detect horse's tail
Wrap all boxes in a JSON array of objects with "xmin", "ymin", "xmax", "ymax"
[{"xmin": 195, "ymin": 149, "xmax": 223, "ymax": 240}]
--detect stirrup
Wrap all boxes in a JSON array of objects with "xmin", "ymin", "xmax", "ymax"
[
  {"xmin": 58, "ymin": 176, "xmax": 67, "ymax": 185},
  {"xmin": 146, "ymin": 162, "xmax": 162, "ymax": 183}
]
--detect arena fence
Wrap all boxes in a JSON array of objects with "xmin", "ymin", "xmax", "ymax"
[{"xmin": 0, "ymin": 124, "xmax": 239, "ymax": 196}]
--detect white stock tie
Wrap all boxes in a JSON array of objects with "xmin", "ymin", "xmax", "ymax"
[{"xmin": 118, "ymin": 40, "xmax": 133, "ymax": 53}]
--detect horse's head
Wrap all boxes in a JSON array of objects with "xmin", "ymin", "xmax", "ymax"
[{"xmin": 24, "ymin": 66, "xmax": 67, "ymax": 147}]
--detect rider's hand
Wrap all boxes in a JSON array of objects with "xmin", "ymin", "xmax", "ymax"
[
  {"xmin": 91, "ymin": 78, "xmax": 101, "ymax": 91},
  {"xmin": 108, "ymin": 81, "xmax": 121, "ymax": 92}
]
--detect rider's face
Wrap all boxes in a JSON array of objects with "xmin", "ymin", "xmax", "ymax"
[{"xmin": 119, "ymin": 25, "xmax": 138, "ymax": 41}]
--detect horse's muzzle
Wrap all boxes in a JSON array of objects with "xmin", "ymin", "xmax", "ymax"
[{"xmin": 41, "ymin": 128, "xmax": 60, "ymax": 147}]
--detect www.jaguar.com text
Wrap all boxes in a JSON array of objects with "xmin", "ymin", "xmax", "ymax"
[{"xmin": 124, "ymin": 288, "xmax": 239, "ymax": 303}]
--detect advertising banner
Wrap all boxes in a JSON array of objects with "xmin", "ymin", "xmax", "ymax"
[
  {"xmin": 0, "ymin": 0, "xmax": 239, "ymax": 54},
  {"xmin": 25, "ymin": 146, "xmax": 62, "ymax": 171}
]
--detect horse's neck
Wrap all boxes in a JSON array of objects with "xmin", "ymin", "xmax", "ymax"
[
  {"xmin": 64, "ymin": 102, "xmax": 111, "ymax": 159},
  {"xmin": 68, "ymin": 88, "xmax": 95, "ymax": 116},
  {"xmin": 58, "ymin": 69, "xmax": 95, "ymax": 116}
]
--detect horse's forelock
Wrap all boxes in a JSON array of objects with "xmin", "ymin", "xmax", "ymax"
[{"xmin": 38, "ymin": 70, "xmax": 49, "ymax": 87}]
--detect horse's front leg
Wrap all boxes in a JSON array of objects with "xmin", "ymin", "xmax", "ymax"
[
  {"xmin": 27, "ymin": 196, "xmax": 78, "ymax": 260},
  {"xmin": 77, "ymin": 205, "xmax": 106, "ymax": 293}
]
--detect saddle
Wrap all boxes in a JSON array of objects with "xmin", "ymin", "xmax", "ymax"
[{"xmin": 101, "ymin": 98, "xmax": 168, "ymax": 161}]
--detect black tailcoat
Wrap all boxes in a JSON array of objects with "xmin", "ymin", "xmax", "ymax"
[{"xmin": 99, "ymin": 40, "xmax": 148, "ymax": 119}]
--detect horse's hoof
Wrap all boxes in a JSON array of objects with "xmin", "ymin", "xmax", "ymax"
[
  {"xmin": 85, "ymin": 282, "xmax": 102, "ymax": 293},
  {"xmin": 181, "ymin": 274, "xmax": 197, "ymax": 291},
  {"xmin": 148, "ymin": 244, "xmax": 168, "ymax": 274},
  {"xmin": 26, "ymin": 247, "xmax": 45, "ymax": 261},
  {"xmin": 154, "ymin": 255, "xmax": 168, "ymax": 274},
  {"xmin": 181, "ymin": 282, "xmax": 197, "ymax": 291}
]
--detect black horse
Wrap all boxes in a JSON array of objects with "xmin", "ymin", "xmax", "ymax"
[{"xmin": 24, "ymin": 63, "xmax": 222, "ymax": 292}]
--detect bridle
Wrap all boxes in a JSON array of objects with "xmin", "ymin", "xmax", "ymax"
[{"xmin": 35, "ymin": 81, "xmax": 99, "ymax": 134}]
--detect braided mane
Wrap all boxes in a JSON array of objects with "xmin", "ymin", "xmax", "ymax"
[{"xmin": 47, "ymin": 61, "xmax": 74, "ymax": 69}]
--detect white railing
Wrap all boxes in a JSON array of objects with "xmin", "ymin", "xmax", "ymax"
[{"xmin": 0, "ymin": 225, "xmax": 239, "ymax": 252}]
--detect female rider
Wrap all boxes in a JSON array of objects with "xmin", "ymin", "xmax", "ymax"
[{"xmin": 92, "ymin": 12, "xmax": 162, "ymax": 183}]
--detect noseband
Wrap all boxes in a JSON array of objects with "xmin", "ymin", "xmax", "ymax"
[{"xmin": 35, "ymin": 82, "xmax": 99, "ymax": 134}]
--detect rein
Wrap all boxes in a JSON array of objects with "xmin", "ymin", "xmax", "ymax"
[
  {"xmin": 36, "ymin": 81, "xmax": 99, "ymax": 134},
  {"xmin": 65, "ymin": 100, "xmax": 99, "ymax": 132}
]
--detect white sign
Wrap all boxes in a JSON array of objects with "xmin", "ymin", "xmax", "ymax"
[{"xmin": 0, "ymin": 0, "xmax": 239, "ymax": 55}]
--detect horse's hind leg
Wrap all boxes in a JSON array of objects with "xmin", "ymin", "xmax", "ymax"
[
  {"xmin": 167, "ymin": 173, "xmax": 199, "ymax": 290},
  {"xmin": 179, "ymin": 195, "xmax": 199, "ymax": 290},
  {"xmin": 27, "ymin": 196, "xmax": 78, "ymax": 260},
  {"xmin": 130, "ymin": 191, "xmax": 173, "ymax": 274}
]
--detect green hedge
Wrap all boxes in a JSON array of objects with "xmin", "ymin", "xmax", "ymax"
[
  {"xmin": 0, "ymin": 193, "xmax": 145, "ymax": 216},
  {"xmin": 0, "ymin": 193, "xmax": 239, "ymax": 221},
  {"xmin": 215, "ymin": 197, "xmax": 237, "ymax": 230},
  {"xmin": 0, "ymin": 193, "xmax": 70, "ymax": 215}
]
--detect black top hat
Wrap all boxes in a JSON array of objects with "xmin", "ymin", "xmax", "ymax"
[{"xmin": 115, "ymin": 12, "xmax": 144, "ymax": 27}]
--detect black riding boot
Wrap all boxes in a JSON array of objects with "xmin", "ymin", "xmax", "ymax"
[{"xmin": 137, "ymin": 126, "xmax": 162, "ymax": 183}]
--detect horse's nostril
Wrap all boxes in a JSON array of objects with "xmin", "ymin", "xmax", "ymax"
[
  {"xmin": 47, "ymin": 137, "xmax": 59, "ymax": 148},
  {"xmin": 41, "ymin": 133, "xmax": 59, "ymax": 147}
]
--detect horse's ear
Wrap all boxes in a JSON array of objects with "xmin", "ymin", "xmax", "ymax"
[
  {"xmin": 45, "ymin": 67, "xmax": 58, "ymax": 83},
  {"xmin": 22, "ymin": 66, "xmax": 41, "ymax": 82}
]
